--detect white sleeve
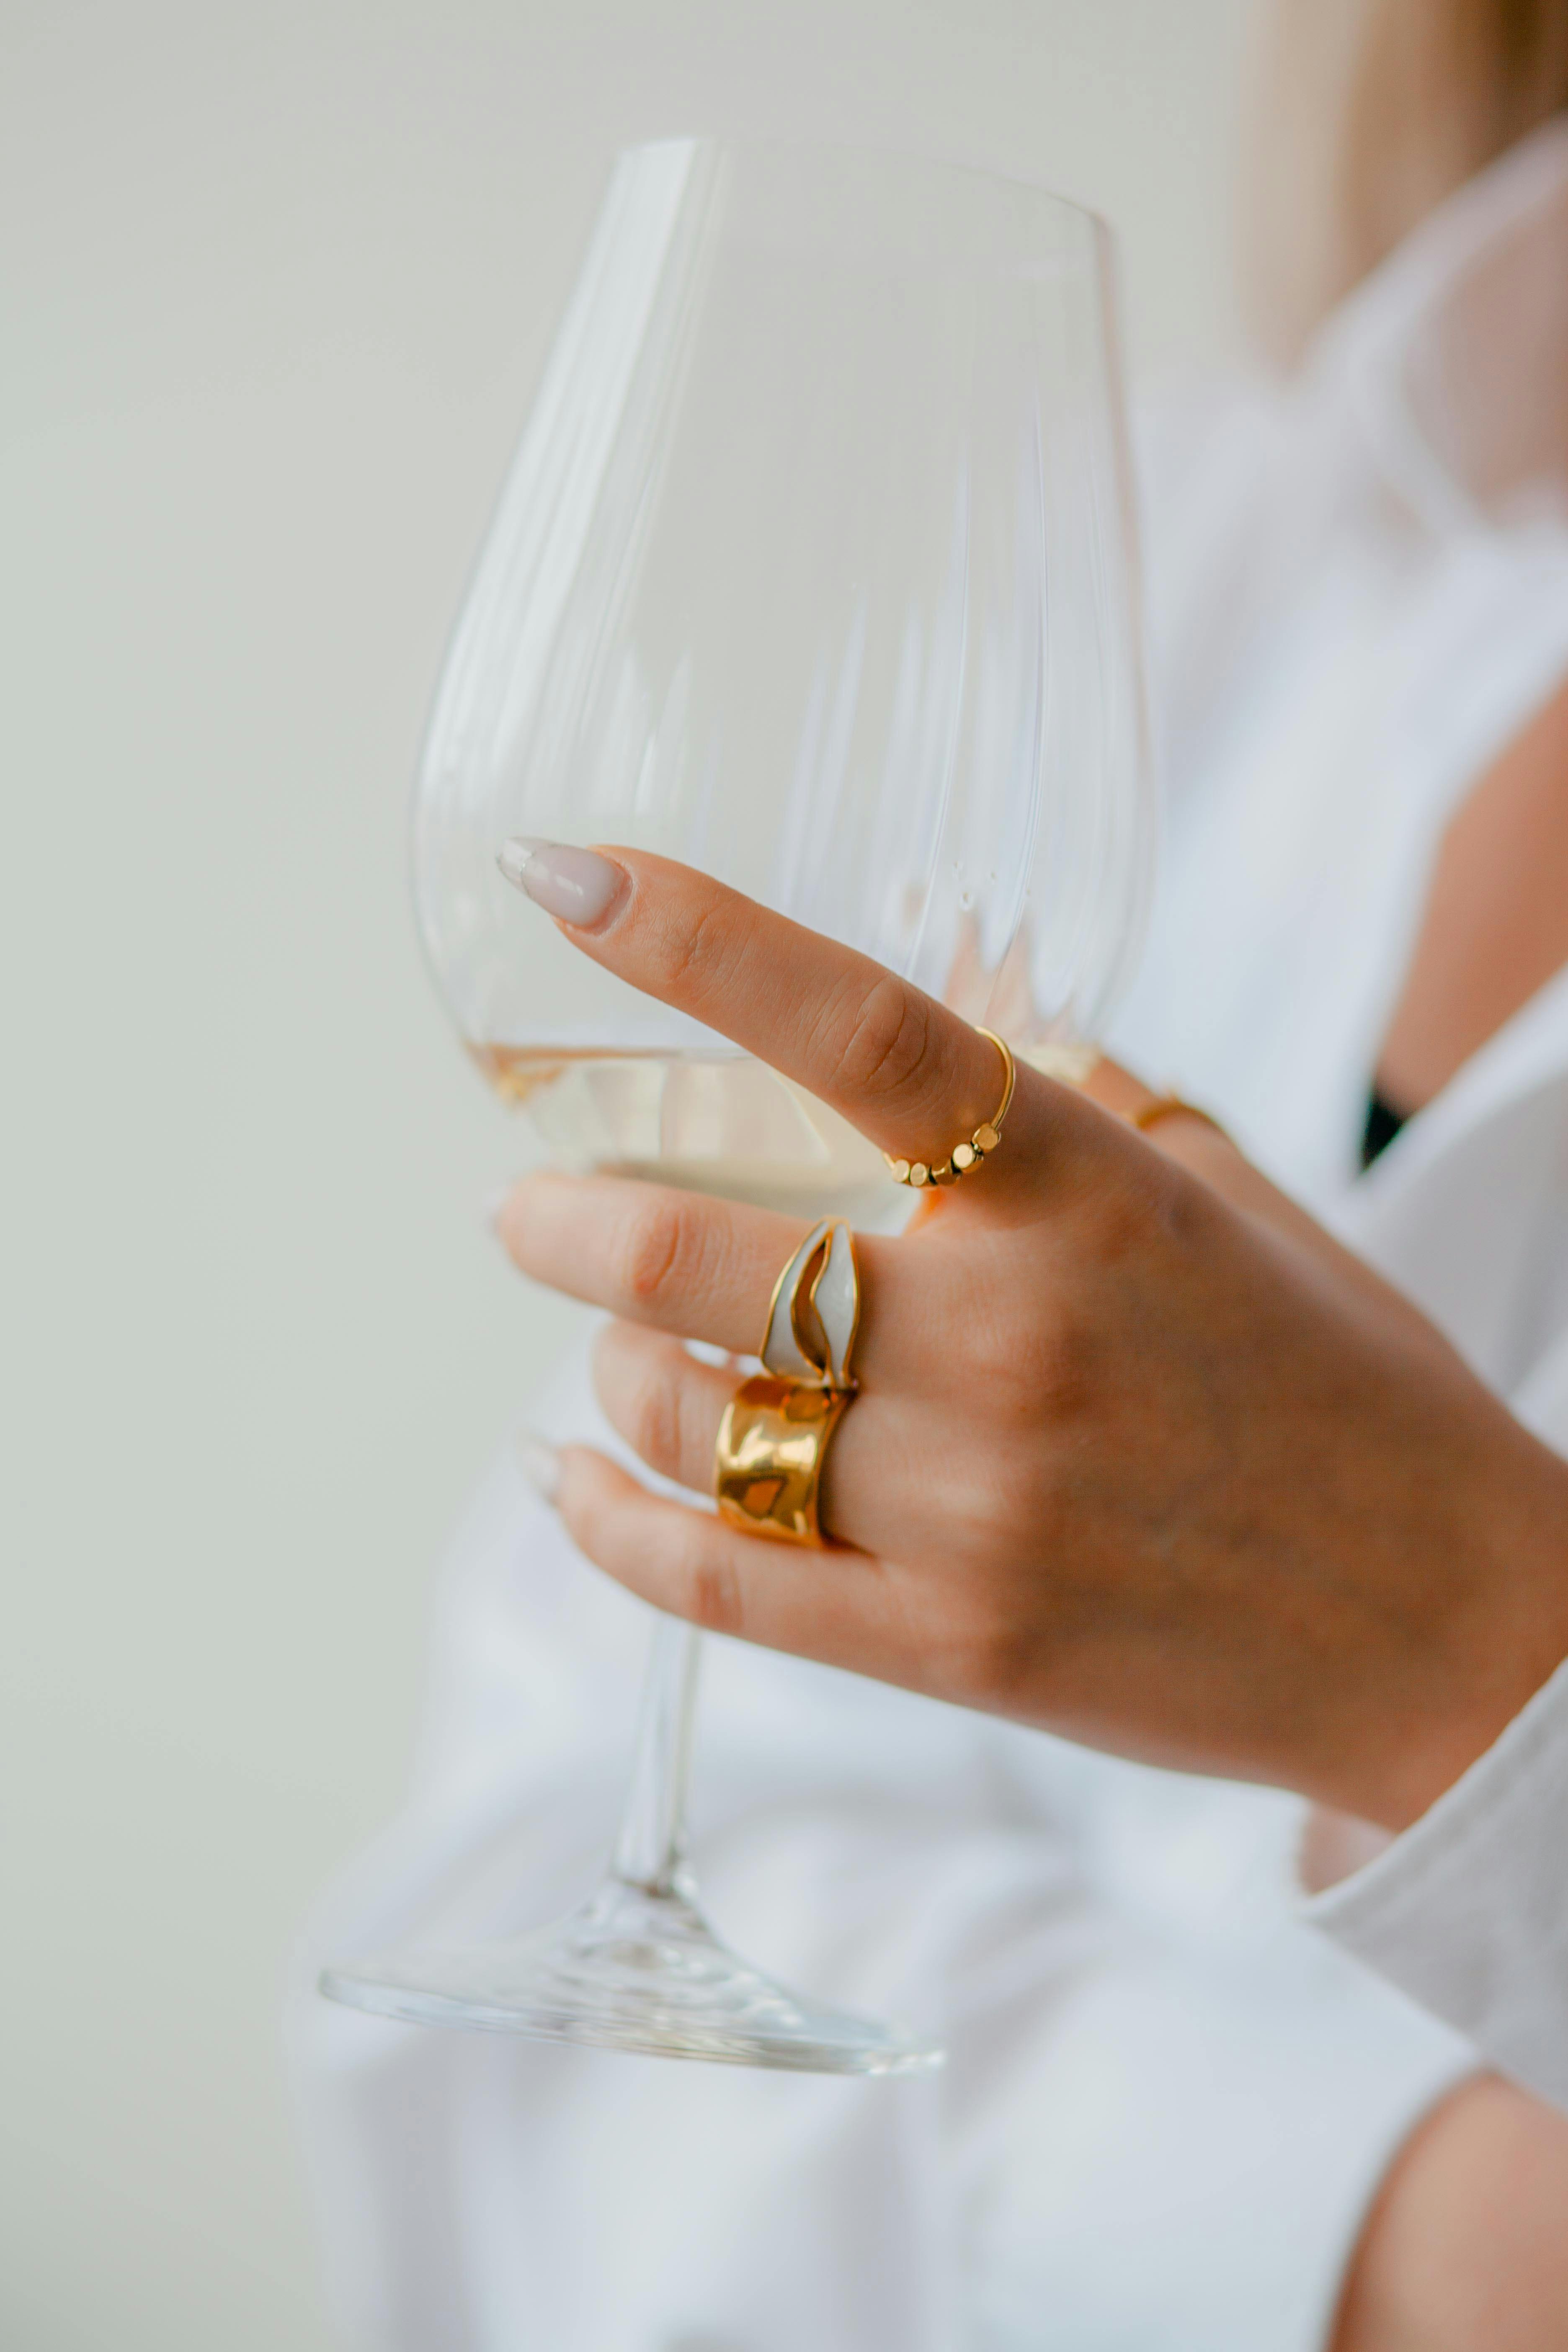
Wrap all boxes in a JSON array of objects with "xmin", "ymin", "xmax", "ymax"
[
  {"xmin": 1306, "ymin": 1653, "xmax": 1568, "ymax": 2110},
  {"xmin": 970, "ymin": 1927, "xmax": 1474, "ymax": 2352}
]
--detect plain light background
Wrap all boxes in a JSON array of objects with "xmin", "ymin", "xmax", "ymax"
[{"xmin": 3, "ymin": 3, "xmax": 1258, "ymax": 2343}]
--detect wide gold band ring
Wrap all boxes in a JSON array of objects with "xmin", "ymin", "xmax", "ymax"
[
  {"xmin": 713, "ymin": 1216, "xmax": 859, "ymax": 1549},
  {"xmin": 714, "ymin": 1377, "xmax": 850, "ymax": 1545}
]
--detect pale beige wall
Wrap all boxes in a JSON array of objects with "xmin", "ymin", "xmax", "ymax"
[{"xmin": 0, "ymin": 3, "xmax": 1258, "ymax": 2343}]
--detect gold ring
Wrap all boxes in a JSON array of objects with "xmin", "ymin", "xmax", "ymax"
[
  {"xmin": 714, "ymin": 1217, "xmax": 859, "ymax": 1547},
  {"xmin": 1126, "ymin": 1092, "xmax": 1228, "ymax": 1140},
  {"xmin": 884, "ymin": 1028, "xmax": 1016, "ymax": 1189},
  {"xmin": 1018, "ymin": 1043, "xmax": 1228, "ymax": 1146},
  {"xmin": 1001, "ymin": 1039, "xmax": 1231, "ymax": 1147},
  {"xmin": 714, "ymin": 1377, "xmax": 850, "ymax": 1546}
]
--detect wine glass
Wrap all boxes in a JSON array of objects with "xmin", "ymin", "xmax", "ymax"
[{"xmin": 320, "ymin": 137, "xmax": 1152, "ymax": 2073}]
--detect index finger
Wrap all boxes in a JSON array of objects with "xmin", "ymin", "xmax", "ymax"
[{"xmin": 498, "ymin": 838, "xmax": 1024, "ymax": 1164}]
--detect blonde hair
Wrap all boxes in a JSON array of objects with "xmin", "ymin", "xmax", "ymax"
[{"xmin": 1246, "ymin": 0, "xmax": 1568, "ymax": 362}]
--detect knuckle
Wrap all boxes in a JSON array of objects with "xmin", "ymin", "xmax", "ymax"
[
  {"xmin": 967, "ymin": 1606, "xmax": 1047, "ymax": 1713},
  {"xmin": 927, "ymin": 1579, "xmax": 1039, "ymax": 1714},
  {"xmin": 615, "ymin": 1194, "xmax": 696, "ymax": 1311},
  {"xmin": 676, "ymin": 1532, "xmax": 747, "ymax": 1638},
  {"xmin": 941, "ymin": 1294, "xmax": 1016, "ymax": 1397},
  {"xmin": 949, "ymin": 1507, "xmax": 1075, "ymax": 1709},
  {"xmin": 826, "ymin": 973, "xmax": 933, "ymax": 1103},
  {"xmin": 641, "ymin": 892, "xmax": 734, "ymax": 1006},
  {"xmin": 983, "ymin": 1301, "xmax": 1095, "ymax": 1433},
  {"xmin": 1033, "ymin": 1309, "xmax": 1097, "ymax": 1421},
  {"xmin": 625, "ymin": 1354, "xmax": 682, "ymax": 1473},
  {"xmin": 1069, "ymin": 1148, "xmax": 1189, "ymax": 1274}
]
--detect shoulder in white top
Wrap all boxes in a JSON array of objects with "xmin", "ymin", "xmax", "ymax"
[{"xmin": 1119, "ymin": 120, "xmax": 1568, "ymax": 2112}]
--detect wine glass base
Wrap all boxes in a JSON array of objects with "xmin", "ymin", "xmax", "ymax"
[{"xmin": 320, "ymin": 1875, "xmax": 943, "ymax": 2076}]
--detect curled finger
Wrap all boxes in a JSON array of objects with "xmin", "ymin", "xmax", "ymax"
[
  {"xmin": 496, "ymin": 1170, "xmax": 918, "ymax": 1379},
  {"xmin": 546, "ymin": 1444, "xmax": 912, "ymax": 1679},
  {"xmin": 591, "ymin": 1318, "xmax": 942, "ymax": 1560}
]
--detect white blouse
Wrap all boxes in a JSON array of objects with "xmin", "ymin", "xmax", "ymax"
[
  {"xmin": 291, "ymin": 123, "xmax": 1568, "ymax": 2352},
  {"xmin": 1300, "ymin": 950, "xmax": 1568, "ymax": 2105},
  {"xmin": 1310, "ymin": 1650, "xmax": 1568, "ymax": 2111},
  {"xmin": 1117, "ymin": 118, "xmax": 1568, "ymax": 2116}
]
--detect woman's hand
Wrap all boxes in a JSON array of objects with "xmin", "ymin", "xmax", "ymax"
[{"xmin": 494, "ymin": 842, "xmax": 1568, "ymax": 1831}]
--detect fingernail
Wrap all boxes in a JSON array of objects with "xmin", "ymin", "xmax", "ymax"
[
  {"xmin": 484, "ymin": 1184, "xmax": 513, "ymax": 1236},
  {"xmin": 515, "ymin": 1431, "xmax": 562, "ymax": 1505},
  {"xmin": 497, "ymin": 837, "xmax": 624, "ymax": 928}
]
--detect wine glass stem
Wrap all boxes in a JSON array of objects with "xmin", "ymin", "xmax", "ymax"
[{"xmin": 611, "ymin": 1614, "xmax": 702, "ymax": 1895}]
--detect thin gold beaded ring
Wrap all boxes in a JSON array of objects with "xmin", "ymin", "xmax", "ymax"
[{"xmin": 884, "ymin": 1028, "xmax": 1016, "ymax": 1189}]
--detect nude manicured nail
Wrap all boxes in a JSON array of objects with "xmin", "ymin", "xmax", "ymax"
[
  {"xmin": 484, "ymin": 1185, "xmax": 514, "ymax": 1235},
  {"xmin": 515, "ymin": 1432, "xmax": 562, "ymax": 1506},
  {"xmin": 497, "ymin": 837, "xmax": 624, "ymax": 928}
]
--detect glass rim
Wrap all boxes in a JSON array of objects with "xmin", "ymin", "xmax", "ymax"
[{"xmin": 602, "ymin": 129, "xmax": 1114, "ymax": 250}]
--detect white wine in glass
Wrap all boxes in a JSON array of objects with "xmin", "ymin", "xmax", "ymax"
[
  {"xmin": 320, "ymin": 137, "xmax": 1152, "ymax": 2072},
  {"xmin": 469, "ymin": 1044, "xmax": 893, "ymax": 1223}
]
